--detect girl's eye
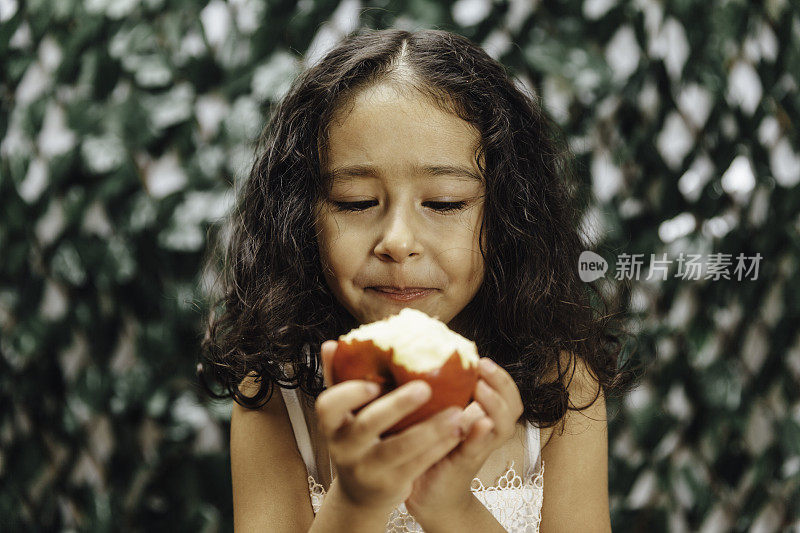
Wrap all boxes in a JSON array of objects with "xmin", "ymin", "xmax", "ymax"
[
  {"xmin": 332, "ymin": 200, "xmax": 467, "ymax": 213},
  {"xmin": 332, "ymin": 200, "xmax": 375, "ymax": 212},
  {"xmin": 427, "ymin": 201, "xmax": 468, "ymax": 212}
]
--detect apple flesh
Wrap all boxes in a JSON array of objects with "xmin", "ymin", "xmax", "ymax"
[{"xmin": 330, "ymin": 309, "xmax": 479, "ymax": 436}]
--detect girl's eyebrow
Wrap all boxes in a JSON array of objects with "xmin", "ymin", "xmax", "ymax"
[{"xmin": 325, "ymin": 164, "xmax": 482, "ymax": 183}]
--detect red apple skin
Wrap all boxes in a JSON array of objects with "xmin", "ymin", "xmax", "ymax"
[{"xmin": 331, "ymin": 339, "xmax": 479, "ymax": 436}]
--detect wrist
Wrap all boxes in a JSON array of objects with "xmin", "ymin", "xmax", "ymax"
[
  {"xmin": 407, "ymin": 493, "xmax": 474, "ymax": 531},
  {"xmin": 411, "ymin": 493, "xmax": 507, "ymax": 533},
  {"xmin": 310, "ymin": 479, "xmax": 396, "ymax": 533},
  {"xmin": 326, "ymin": 477, "xmax": 397, "ymax": 519}
]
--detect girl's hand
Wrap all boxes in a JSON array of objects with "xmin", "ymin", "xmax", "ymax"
[
  {"xmin": 316, "ymin": 340, "xmax": 467, "ymax": 513},
  {"xmin": 403, "ymin": 357, "xmax": 525, "ymax": 522}
]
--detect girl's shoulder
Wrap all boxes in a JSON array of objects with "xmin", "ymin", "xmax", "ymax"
[
  {"xmin": 538, "ymin": 351, "xmax": 611, "ymax": 530},
  {"xmin": 230, "ymin": 375, "xmax": 316, "ymax": 530},
  {"xmin": 539, "ymin": 350, "xmax": 602, "ymax": 448}
]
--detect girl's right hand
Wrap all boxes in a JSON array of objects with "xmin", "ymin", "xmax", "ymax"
[{"xmin": 315, "ymin": 340, "xmax": 466, "ymax": 512}]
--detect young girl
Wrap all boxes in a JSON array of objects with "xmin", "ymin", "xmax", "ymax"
[{"xmin": 199, "ymin": 28, "xmax": 633, "ymax": 532}]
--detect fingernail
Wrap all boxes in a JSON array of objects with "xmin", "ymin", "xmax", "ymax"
[
  {"xmin": 445, "ymin": 409, "xmax": 464, "ymax": 437},
  {"xmin": 480, "ymin": 358, "xmax": 495, "ymax": 374},
  {"xmin": 366, "ymin": 382, "xmax": 380, "ymax": 395},
  {"xmin": 407, "ymin": 381, "xmax": 431, "ymax": 397},
  {"xmin": 446, "ymin": 408, "xmax": 463, "ymax": 426}
]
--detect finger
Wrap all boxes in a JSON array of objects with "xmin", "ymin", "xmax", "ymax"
[
  {"xmin": 474, "ymin": 378, "xmax": 515, "ymax": 438},
  {"xmin": 348, "ymin": 380, "xmax": 432, "ymax": 440},
  {"xmin": 320, "ymin": 340, "xmax": 338, "ymax": 388},
  {"xmin": 454, "ymin": 416, "xmax": 496, "ymax": 465},
  {"xmin": 459, "ymin": 401, "xmax": 486, "ymax": 435},
  {"xmin": 478, "ymin": 358, "xmax": 524, "ymax": 418},
  {"xmin": 316, "ymin": 380, "xmax": 381, "ymax": 438},
  {"xmin": 396, "ymin": 415, "xmax": 466, "ymax": 479},
  {"xmin": 372, "ymin": 406, "xmax": 464, "ymax": 469}
]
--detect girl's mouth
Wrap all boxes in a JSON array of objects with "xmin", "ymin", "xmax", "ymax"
[{"xmin": 368, "ymin": 287, "xmax": 437, "ymax": 301}]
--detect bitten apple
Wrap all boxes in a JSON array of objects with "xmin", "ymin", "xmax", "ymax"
[{"xmin": 331, "ymin": 308, "xmax": 479, "ymax": 435}]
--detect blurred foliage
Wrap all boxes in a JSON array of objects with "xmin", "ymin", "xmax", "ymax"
[{"xmin": 1, "ymin": 0, "xmax": 799, "ymax": 531}]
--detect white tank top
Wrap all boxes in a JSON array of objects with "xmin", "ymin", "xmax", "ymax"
[{"xmin": 280, "ymin": 386, "xmax": 544, "ymax": 532}]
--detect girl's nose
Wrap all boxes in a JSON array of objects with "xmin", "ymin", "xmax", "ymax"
[{"xmin": 373, "ymin": 208, "xmax": 423, "ymax": 262}]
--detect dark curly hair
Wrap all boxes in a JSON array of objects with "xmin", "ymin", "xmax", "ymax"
[{"xmin": 197, "ymin": 27, "xmax": 639, "ymax": 430}]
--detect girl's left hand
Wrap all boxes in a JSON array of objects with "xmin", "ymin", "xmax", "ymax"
[{"xmin": 403, "ymin": 357, "xmax": 525, "ymax": 521}]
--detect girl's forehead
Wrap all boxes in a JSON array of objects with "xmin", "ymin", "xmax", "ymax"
[
  {"xmin": 330, "ymin": 83, "xmax": 461, "ymax": 129},
  {"xmin": 323, "ymin": 84, "xmax": 483, "ymax": 174}
]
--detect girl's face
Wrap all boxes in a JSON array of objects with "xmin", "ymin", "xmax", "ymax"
[{"xmin": 315, "ymin": 83, "xmax": 486, "ymax": 326}]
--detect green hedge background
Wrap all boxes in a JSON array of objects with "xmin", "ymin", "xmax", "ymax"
[{"xmin": 2, "ymin": 0, "xmax": 798, "ymax": 531}]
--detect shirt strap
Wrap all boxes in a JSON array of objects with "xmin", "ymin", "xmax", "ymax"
[
  {"xmin": 524, "ymin": 420, "xmax": 542, "ymax": 476},
  {"xmin": 279, "ymin": 386, "xmax": 320, "ymax": 481}
]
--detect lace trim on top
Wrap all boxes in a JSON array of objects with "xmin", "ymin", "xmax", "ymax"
[{"xmin": 308, "ymin": 459, "xmax": 544, "ymax": 533}]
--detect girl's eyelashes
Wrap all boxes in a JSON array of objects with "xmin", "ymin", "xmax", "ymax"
[{"xmin": 331, "ymin": 200, "xmax": 468, "ymax": 213}]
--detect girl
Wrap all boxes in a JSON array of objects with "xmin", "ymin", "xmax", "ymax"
[{"xmin": 199, "ymin": 28, "xmax": 634, "ymax": 532}]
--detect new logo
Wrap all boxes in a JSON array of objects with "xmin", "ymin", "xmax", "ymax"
[{"xmin": 579, "ymin": 251, "xmax": 608, "ymax": 282}]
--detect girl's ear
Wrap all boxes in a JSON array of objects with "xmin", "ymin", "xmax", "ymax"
[{"xmin": 320, "ymin": 340, "xmax": 338, "ymax": 387}]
